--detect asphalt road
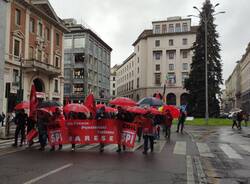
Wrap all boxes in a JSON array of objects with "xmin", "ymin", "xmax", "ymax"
[{"xmin": 0, "ymin": 125, "xmax": 250, "ymax": 184}]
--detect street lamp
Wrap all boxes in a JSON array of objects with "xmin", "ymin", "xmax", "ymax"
[
  {"xmin": 17, "ymin": 55, "xmax": 24, "ymax": 103},
  {"xmin": 188, "ymin": 4, "xmax": 225, "ymax": 124}
]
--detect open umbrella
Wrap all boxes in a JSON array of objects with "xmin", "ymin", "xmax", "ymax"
[
  {"xmin": 162, "ymin": 105, "xmax": 180, "ymax": 118},
  {"xmin": 148, "ymin": 107, "xmax": 164, "ymax": 115},
  {"xmin": 96, "ymin": 104, "xmax": 117, "ymax": 113},
  {"xmin": 64, "ymin": 103, "xmax": 90, "ymax": 115},
  {"xmin": 14, "ymin": 101, "xmax": 30, "ymax": 110},
  {"xmin": 36, "ymin": 108, "xmax": 53, "ymax": 116},
  {"xmin": 125, "ymin": 106, "xmax": 148, "ymax": 115},
  {"xmin": 109, "ymin": 97, "xmax": 136, "ymax": 107},
  {"xmin": 137, "ymin": 97, "xmax": 164, "ymax": 107},
  {"xmin": 37, "ymin": 101, "xmax": 62, "ymax": 108}
]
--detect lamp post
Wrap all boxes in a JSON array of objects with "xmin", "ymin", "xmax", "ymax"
[
  {"xmin": 17, "ymin": 55, "xmax": 23, "ymax": 103},
  {"xmin": 188, "ymin": 3, "xmax": 225, "ymax": 124}
]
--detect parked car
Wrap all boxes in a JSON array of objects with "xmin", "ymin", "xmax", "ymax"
[{"xmin": 219, "ymin": 112, "xmax": 229, "ymax": 119}]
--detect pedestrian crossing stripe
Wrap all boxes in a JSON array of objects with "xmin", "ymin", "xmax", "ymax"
[
  {"xmin": 173, "ymin": 141, "xmax": 186, "ymax": 155},
  {"xmin": 219, "ymin": 144, "xmax": 243, "ymax": 159},
  {"xmin": 196, "ymin": 142, "xmax": 214, "ymax": 158},
  {"xmin": 239, "ymin": 145, "xmax": 250, "ymax": 153}
]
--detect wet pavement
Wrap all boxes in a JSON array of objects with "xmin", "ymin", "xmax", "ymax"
[{"xmin": 0, "ymin": 125, "xmax": 249, "ymax": 184}]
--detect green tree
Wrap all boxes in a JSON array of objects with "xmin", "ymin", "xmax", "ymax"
[{"xmin": 185, "ymin": 0, "xmax": 223, "ymax": 117}]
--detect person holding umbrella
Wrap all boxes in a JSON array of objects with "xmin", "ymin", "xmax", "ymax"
[
  {"xmin": 37, "ymin": 110, "xmax": 50, "ymax": 151},
  {"xmin": 116, "ymin": 106, "xmax": 127, "ymax": 153},
  {"xmin": 164, "ymin": 110, "xmax": 173, "ymax": 139},
  {"xmin": 142, "ymin": 112, "xmax": 155, "ymax": 155},
  {"xmin": 12, "ymin": 109, "xmax": 27, "ymax": 147}
]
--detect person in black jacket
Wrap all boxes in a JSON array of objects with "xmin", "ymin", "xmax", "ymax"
[
  {"xmin": 176, "ymin": 108, "xmax": 187, "ymax": 134},
  {"xmin": 12, "ymin": 109, "xmax": 27, "ymax": 147}
]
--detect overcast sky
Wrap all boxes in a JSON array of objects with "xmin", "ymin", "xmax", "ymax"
[{"xmin": 50, "ymin": 0, "xmax": 250, "ymax": 85}]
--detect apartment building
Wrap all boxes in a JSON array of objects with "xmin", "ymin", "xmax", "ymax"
[
  {"xmin": 63, "ymin": 19, "xmax": 112, "ymax": 104},
  {"xmin": 116, "ymin": 17, "xmax": 197, "ymax": 106},
  {"xmin": 224, "ymin": 43, "xmax": 250, "ymax": 113},
  {"xmin": 2, "ymin": 0, "xmax": 68, "ymax": 113},
  {"xmin": 110, "ymin": 64, "xmax": 119, "ymax": 98}
]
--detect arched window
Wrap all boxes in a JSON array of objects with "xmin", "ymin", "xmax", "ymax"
[{"xmin": 166, "ymin": 93, "xmax": 176, "ymax": 105}]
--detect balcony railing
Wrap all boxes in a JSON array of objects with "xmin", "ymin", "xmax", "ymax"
[{"xmin": 23, "ymin": 59, "xmax": 61, "ymax": 77}]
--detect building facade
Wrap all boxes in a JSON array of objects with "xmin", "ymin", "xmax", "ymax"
[
  {"xmin": 224, "ymin": 43, "xmax": 250, "ymax": 113},
  {"xmin": 63, "ymin": 19, "xmax": 112, "ymax": 104},
  {"xmin": 0, "ymin": 0, "xmax": 8, "ymax": 113},
  {"xmin": 2, "ymin": 0, "xmax": 68, "ymax": 113},
  {"xmin": 110, "ymin": 64, "xmax": 119, "ymax": 98},
  {"xmin": 116, "ymin": 17, "xmax": 197, "ymax": 106}
]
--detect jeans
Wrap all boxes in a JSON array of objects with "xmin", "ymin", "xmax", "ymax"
[
  {"xmin": 177, "ymin": 120, "xmax": 184, "ymax": 133},
  {"xmin": 143, "ymin": 135, "xmax": 154, "ymax": 152}
]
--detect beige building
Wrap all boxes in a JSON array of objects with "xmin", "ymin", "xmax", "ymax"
[
  {"xmin": 110, "ymin": 64, "xmax": 119, "ymax": 98},
  {"xmin": 2, "ymin": 0, "xmax": 68, "ymax": 113},
  {"xmin": 116, "ymin": 17, "xmax": 197, "ymax": 106},
  {"xmin": 224, "ymin": 43, "xmax": 250, "ymax": 113}
]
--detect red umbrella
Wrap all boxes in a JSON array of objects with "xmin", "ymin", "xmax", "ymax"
[
  {"xmin": 148, "ymin": 107, "xmax": 164, "ymax": 115},
  {"xmin": 96, "ymin": 104, "xmax": 117, "ymax": 113},
  {"xmin": 109, "ymin": 97, "xmax": 136, "ymax": 107},
  {"xmin": 36, "ymin": 108, "xmax": 53, "ymax": 116},
  {"xmin": 14, "ymin": 101, "xmax": 30, "ymax": 110},
  {"xmin": 64, "ymin": 103, "xmax": 90, "ymax": 115},
  {"xmin": 163, "ymin": 105, "xmax": 180, "ymax": 118},
  {"xmin": 125, "ymin": 106, "xmax": 148, "ymax": 115}
]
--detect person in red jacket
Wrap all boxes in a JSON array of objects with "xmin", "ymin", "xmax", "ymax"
[
  {"xmin": 142, "ymin": 112, "xmax": 155, "ymax": 155},
  {"xmin": 165, "ymin": 110, "xmax": 173, "ymax": 139},
  {"xmin": 50, "ymin": 107, "xmax": 65, "ymax": 151}
]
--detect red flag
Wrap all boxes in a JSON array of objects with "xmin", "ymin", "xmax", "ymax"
[
  {"xmin": 29, "ymin": 84, "xmax": 38, "ymax": 118},
  {"xmin": 84, "ymin": 93, "xmax": 96, "ymax": 118}
]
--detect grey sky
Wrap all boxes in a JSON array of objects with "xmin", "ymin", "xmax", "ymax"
[{"xmin": 50, "ymin": 0, "xmax": 250, "ymax": 84}]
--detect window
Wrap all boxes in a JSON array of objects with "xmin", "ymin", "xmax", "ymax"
[
  {"xmin": 15, "ymin": 9, "xmax": 21, "ymax": 25},
  {"xmin": 29, "ymin": 47, "xmax": 34, "ymax": 59},
  {"xmin": 153, "ymin": 51, "xmax": 162, "ymax": 60},
  {"xmin": 37, "ymin": 50, "xmax": 42, "ymax": 61},
  {"xmin": 169, "ymin": 39, "xmax": 174, "ymax": 46},
  {"xmin": 64, "ymin": 69, "xmax": 71, "ymax": 80},
  {"xmin": 56, "ymin": 33, "xmax": 60, "ymax": 46},
  {"xmin": 155, "ymin": 73, "xmax": 161, "ymax": 85},
  {"xmin": 137, "ymin": 67, "xmax": 139, "ymax": 74},
  {"xmin": 183, "ymin": 63, "xmax": 188, "ymax": 70},
  {"xmin": 168, "ymin": 73, "xmax": 176, "ymax": 85},
  {"xmin": 137, "ymin": 77, "xmax": 139, "ymax": 88},
  {"xmin": 182, "ymin": 72, "xmax": 189, "ymax": 85},
  {"xmin": 113, "ymin": 83, "xmax": 115, "ymax": 88},
  {"xmin": 55, "ymin": 56, "xmax": 60, "ymax": 68},
  {"xmin": 168, "ymin": 24, "xmax": 174, "ymax": 32},
  {"xmin": 45, "ymin": 27, "xmax": 50, "ymax": 41},
  {"xmin": 175, "ymin": 23, "xmax": 181, "ymax": 32},
  {"xmin": 183, "ymin": 50, "xmax": 188, "ymax": 58},
  {"xmin": 74, "ymin": 37, "xmax": 85, "ymax": 48},
  {"xmin": 155, "ymin": 64, "xmax": 160, "ymax": 71},
  {"xmin": 112, "ymin": 90, "xmax": 115, "ymax": 96},
  {"xmin": 54, "ymin": 79, "xmax": 59, "ymax": 93},
  {"xmin": 14, "ymin": 39, "xmax": 20, "ymax": 57},
  {"xmin": 183, "ymin": 23, "xmax": 188, "ymax": 32},
  {"xmin": 113, "ymin": 77, "xmax": 115, "ymax": 81},
  {"xmin": 182, "ymin": 38, "xmax": 188, "ymax": 45},
  {"xmin": 162, "ymin": 24, "xmax": 167, "ymax": 33},
  {"xmin": 73, "ymin": 84, "xmax": 84, "ymax": 94},
  {"xmin": 75, "ymin": 53, "xmax": 85, "ymax": 63},
  {"xmin": 64, "ymin": 54, "xmax": 71, "ymax": 64},
  {"xmin": 154, "ymin": 25, "xmax": 160, "ymax": 34},
  {"xmin": 38, "ymin": 22, "xmax": 43, "ymax": 37},
  {"xmin": 74, "ymin": 69, "xmax": 84, "ymax": 79},
  {"xmin": 155, "ymin": 40, "xmax": 160, "ymax": 47},
  {"xmin": 137, "ymin": 57, "xmax": 139, "ymax": 63},
  {"xmin": 13, "ymin": 69, "xmax": 19, "ymax": 83},
  {"xmin": 64, "ymin": 38, "xmax": 72, "ymax": 49},
  {"xmin": 29, "ymin": 18, "xmax": 35, "ymax": 33},
  {"xmin": 64, "ymin": 84, "xmax": 71, "ymax": 94},
  {"xmin": 169, "ymin": 64, "xmax": 174, "ymax": 71},
  {"xmin": 168, "ymin": 51, "xmax": 175, "ymax": 59},
  {"xmin": 137, "ymin": 45, "xmax": 139, "ymax": 52}
]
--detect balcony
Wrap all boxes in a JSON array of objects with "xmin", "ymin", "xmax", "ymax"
[{"xmin": 23, "ymin": 59, "xmax": 61, "ymax": 77}]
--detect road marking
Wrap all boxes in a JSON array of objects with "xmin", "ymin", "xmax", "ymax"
[
  {"xmin": 186, "ymin": 155, "xmax": 195, "ymax": 184},
  {"xmin": 154, "ymin": 140, "xmax": 166, "ymax": 153},
  {"xmin": 239, "ymin": 145, "xmax": 250, "ymax": 153},
  {"xmin": 196, "ymin": 143, "xmax": 214, "ymax": 158},
  {"xmin": 104, "ymin": 144, "xmax": 117, "ymax": 151},
  {"xmin": 219, "ymin": 144, "xmax": 243, "ymax": 159},
  {"xmin": 194, "ymin": 156, "xmax": 207, "ymax": 184},
  {"xmin": 23, "ymin": 163, "xmax": 73, "ymax": 184},
  {"xmin": 78, "ymin": 144, "xmax": 99, "ymax": 151},
  {"xmin": 173, "ymin": 141, "xmax": 186, "ymax": 155}
]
